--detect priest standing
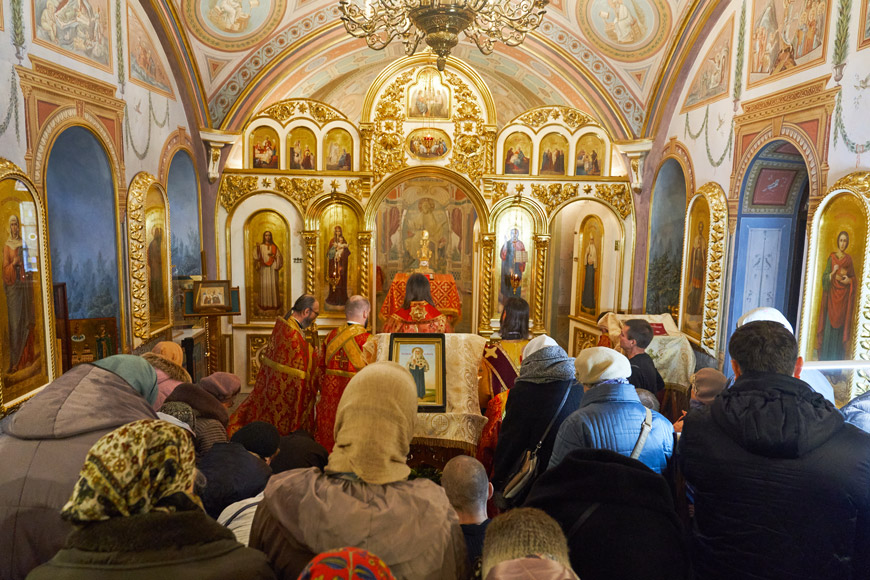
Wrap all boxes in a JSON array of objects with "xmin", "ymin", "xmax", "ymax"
[
  {"xmin": 315, "ymin": 295, "xmax": 375, "ymax": 452},
  {"xmin": 228, "ymin": 295, "xmax": 320, "ymax": 436}
]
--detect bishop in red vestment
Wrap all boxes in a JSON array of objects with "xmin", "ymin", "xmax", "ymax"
[
  {"xmin": 315, "ymin": 296, "xmax": 375, "ymax": 452},
  {"xmin": 382, "ymin": 272, "xmax": 450, "ymax": 333},
  {"xmin": 228, "ymin": 295, "xmax": 320, "ymax": 436}
]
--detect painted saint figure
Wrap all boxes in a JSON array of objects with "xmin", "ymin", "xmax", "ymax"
[
  {"xmin": 816, "ymin": 230, "xmax": 856, "ymax": 361},
  {"xmin": 686, "ymin": 222, "xmax": 706, "ymax": 316},
  {"xmin": 407, "ymin": 347, "xmax": 429, "ymax": 399},
  {"xmin": 499, "ymin": 228, "xmax": 527, "ymax": 304},
  {"xmin": 148, "ymin": 226, "xmax": 165, "ymax": 313},
  {"xmin": 326, "ymin": 225, "xmax": 350, "ymax": 307},
  {"xmin": 581, "ymin": 233, "xmax": 598, "ymax": 313},
  {"xmin": 254, "ymin": 230, "xmax": 283, "ymax": 311},
  {"xmin": 3, "ymin": 215, "xmax": 36, "ymax": 374}
]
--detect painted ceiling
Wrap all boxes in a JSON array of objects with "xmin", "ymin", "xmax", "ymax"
[{"xmin": 150, "ymin": 0, "xmax": 723, "ymax": 137}]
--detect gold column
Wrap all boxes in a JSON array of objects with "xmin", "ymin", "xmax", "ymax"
[
  {"xmin": 205, "ymin": 316, "xmax": 222, "ymax": 374},
  {"xmin": 484, "ymin": 127, "xmax": 497, "ymax": 175},
  {"xmin": 358, "ymin": 231, "xmax": 372, "ymax": 298},
  {"xmin": 360, "ymin": 124, "xmax": 373, "ymax": 172},
  {"xmin": 301, "ymin": 231, "xmax": 318, "ymax": 296},
  {"xmin": 478, "ymin": 233, "xmax": 495, "ymax": 336},
  {"xmin": 531, "ymin": 234, "xmax": 551, "ymax": 335}
]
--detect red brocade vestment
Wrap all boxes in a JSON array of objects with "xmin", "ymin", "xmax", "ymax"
[
  {"xmin": 228, "ymin": 316, "xmax": 317, "ymax": 436},
  {"xmin": 315, "ymin": 323, "xmax": 373, "ymax": 452},
  {"xmin": 382, "ymin": 301, "xmax": 450, "ymax": 333}
]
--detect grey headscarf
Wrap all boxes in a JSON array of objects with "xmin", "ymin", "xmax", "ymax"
[{"xmin": 516, "ymin": 344, "xmax": 575, "ymax": 384}]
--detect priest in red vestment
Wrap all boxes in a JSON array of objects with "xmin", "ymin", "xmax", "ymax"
[
  {"xmin": 315, "ymin": 295, "xmax": 375, "ymax": 452},
  {"xmin": 228, "ymin": 295, "xmax": 319, "ymax": 436},
  {"xmin": 383, "ymin": 272, "xmax": 450, "ymax": 333}
]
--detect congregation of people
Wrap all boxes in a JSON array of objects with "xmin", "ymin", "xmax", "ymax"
[{"xmin": 4, "ymin": 270, "xmax": 870, "ymax": 580}]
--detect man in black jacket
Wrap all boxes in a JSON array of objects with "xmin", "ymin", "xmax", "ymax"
[
  {"xmin": 679, "ymin": 321, "xmax": 870, "ymax": 580},
  {"xmin": 619, "ymin": 319, "xmax": 665, "ymax": 396}
]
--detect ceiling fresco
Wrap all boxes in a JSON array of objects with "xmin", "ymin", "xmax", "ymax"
[{"xmin": 149, "ymin": 0, "xmax": 721, "ymax": 137}]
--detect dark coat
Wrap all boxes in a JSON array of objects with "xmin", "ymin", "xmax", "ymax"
[
  {"xmin": 0, "ymin": 364, "xmax": 157, "ymax": 580},
  {"xmin": 26, "ymin": 509, "xmax": 275, "ymax": 579},
  {"xmin": 199, "ymin": 442, "xmax": 273, "ymax": 519},
  {"xmin": 525, "ymin": 448, "xmax": 689, "ymax": 580},
  {"xmin": 165, "ymin": 383, "xmax": 229, "ymax": 457},
  {"xmin": 678, "ymin": 371, "xmax": 870, "ymax": 580},
  {"xmin": 491, "ymin": 378, "xmax": 582, "ymax": 494},
  {"xmin": 627, "ymin": 352, "xmax": 665, "ymax": 395}
]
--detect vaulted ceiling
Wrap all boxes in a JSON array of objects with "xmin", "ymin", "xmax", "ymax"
[{"xmin": 147, "ymin": 0, "xmax": 724, "ymax": 138}]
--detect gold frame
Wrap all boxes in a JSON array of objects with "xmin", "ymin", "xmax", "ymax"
[
  {"xmin": 244, "ymin": 209, "xmax": 292, "ymax": 323},
  {"xmin": 798, "ymin": 172, "xmax": 870, "ymax": 401},
  {"xmin": 388, "ymin": 333, "xmax": 447, "ymax": 412},
  {"xmin": 678, "ymin": 182, "xmax": 728, "ymax": 357},
  {"xmin": 574, "ymin": 214, "xmax": 606, "ymax": 321},
  {"xmin": 127, "ymin": 172, "xmax": 173, "ymax": 342},
  {"xmin": 406, "ymin": 128, "xmax": 451, "ymax": 161},
  {"xmin": 0, "ymin": 159, "xmax": 57, "ymax": 417}
]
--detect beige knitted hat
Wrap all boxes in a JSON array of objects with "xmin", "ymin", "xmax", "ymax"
[
  {"xmin": 326, "ymin": 361, "xmax": 418, "ymax": 484},
  {"xmin": 482, "ymin": 508, "xmax": 572, "ymax": 578},
  {"xmin": 574, "ymin": 346, "xmax": 631, "ymax": 384}
]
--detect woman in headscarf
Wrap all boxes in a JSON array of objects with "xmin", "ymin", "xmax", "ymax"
[
  {"xmin": 383, "ymin": 273, "xmax": 450, "ymax": 333},
  {"xmin": 142, "ymin": 342, "xmax": 192, "ymax": 409},
  {"xmin": 165, "ymin": 377, "xmax": 235, "ymax": 458},
  {"xmin": 297, "ymin": 547, "xmax": 395, "ymax": 580},
  {"xmin": 250, "ymin": 362, "xmax": 466, "ymax": 579},
  {"xmin": 491, "ymin": 336, "xmax": 582, "ymax": 508},
  {"xmin": 0, "ymin": 355, "xmax": 159, "ymax": 580},
  {"xmin": 27, "ymin": 420, "xmax": 274, "ymax": 579},
  {"xmin": 476, "ymin": 297, "xmax": 531, "ymax": 477}
]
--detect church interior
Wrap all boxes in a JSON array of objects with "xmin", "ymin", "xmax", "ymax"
[{"xmin": 1, "ymin": 0, "xmax": 868, "ymax": 419}]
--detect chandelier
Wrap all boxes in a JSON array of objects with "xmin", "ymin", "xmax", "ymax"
[{"xmin": 339, "ymin": 0, "xmax": 549, "ymax": 71}]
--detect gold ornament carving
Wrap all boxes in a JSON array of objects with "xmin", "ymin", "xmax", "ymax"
[
  {"xmin": 832, "ymin": 172, "xmax": 870, "ymax": 197},
  {"xmin": 360, "ymin": 124, "xmax": 373, "ymax": 172},
  {"xmin": 255, "ymin": 99, "xmax": 346, "ymax": 126},
  {"xmin": 594, "ymin": 183, "xmax": 633, "ymax": 219},
  {"xmin": 698, "ymin": 183, "xmax": 728, "ymax": 356},
  {"xmin": 484, "ymin": 128, "xmax": 497, "ymax": 176},
  {"xmin": 445, "ymin": 70, "xmax": 486, "ymax": 185},
  {"xmin": 358, "ymin": 231, "xmax": 372, "ymax": 297},
  {"xmin": 372, "ymin": 71, "xmax": 413, "ymax": 182},
  {"xmin": 531, "ymin": 235, "xmax": 550, "ymax": 334},
  {"xmin": 514, "ymin": 106, "xmax": 599, "ymax": 130},
  {"xmin": 478, "ymin": 234, "xmax": 495, "ymax": 335},
  {"xmin": 492, "ymin": 182, "xmax": 509, "ymax": 203},
  {"xmin": 248, "ymin": 335, "xmax": 270, "ymax": 385},
  {"xmin": 531, "ymin": 183, "xmax": 579, "ymax": 214},
  {"xmin": 346, "ymin": 179, "xmax": 369, "ymax": 200},
  {"xmin": 218, "ymin": 175, "xmax": 259, "ymax": 211},
  {"xmin": 301, "ymin": 231, "xmax": 318, "ymax": 296},
  {"xmin": 275, "ymin": 177, "xmax": 324, "ymax": 209},
  {"xmin": 126, "ymin": 173, "xmax": 156, "ymax": 339},
  {"xmin": 572, "ymin": 327, "xmax": 598, "ymax": 356}
]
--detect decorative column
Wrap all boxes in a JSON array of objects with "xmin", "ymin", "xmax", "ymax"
[
  {"xmin": 359, "ymin": 124, "xmax": 373, "ymax": 172},
  {"xmin": 531, "ymin": 234, "xmax": 551, "ymax": 335},
  {"xmin": 358, "ymin": 231, "xmax": 372, "ymax": 297},
  {"xmin": 477, "ymin": 233, "xmax": 495, "ymax": 336},
  {"xmin": 301, "ymin": 231, "xmax": 318, "ymax": 296}
]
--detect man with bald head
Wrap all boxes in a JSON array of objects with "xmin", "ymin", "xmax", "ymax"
[
  {"xmin": 441, "ymin": 455, "xmax": 492, "ymax": 579},
  {"xmin": 314, "ymin": 295, "xmax": 375, "ymax": 451}
]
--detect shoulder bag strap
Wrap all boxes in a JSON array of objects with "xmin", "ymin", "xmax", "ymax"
[
  {"xmin": 567, "ymin": 502, "xmax": 601, "ymax": 540},
  {"xmin": 630, "ymin": 407, "xmax": 653, "ymax": 459},
  {"xmin": 534, "ymin": 384, "xmax": 572, "ymax": 451}
]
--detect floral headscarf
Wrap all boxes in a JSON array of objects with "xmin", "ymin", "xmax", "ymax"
[
  {"xmin": 61, "ymin": 419, "xmax": 201, "ymax": 523},
  {"xmin": 297, "ymin": 547, "xmax": 395, "ymax": 580}
]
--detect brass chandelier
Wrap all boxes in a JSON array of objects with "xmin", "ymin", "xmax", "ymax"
[{"xmin": 339, "ymin": 0, "xmax": 549, "ymax": 71}]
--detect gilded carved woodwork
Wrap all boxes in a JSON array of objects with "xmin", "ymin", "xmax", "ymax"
[
  {"xmin": 531, "ymin": 183, "xmax": 579, "ymax": 214},
  {"xmin": 572, "ymin": 327, "xmax": 598, "ymax": 356},
  {"xmin": 218, "ymin": 175, "xmax": 259, "ymax": 211},
  {"xmin": 254, "ymin": 99, "xmax": 346, "ymax": 126},
  {"xmin": 514, "ymin": 106, "xmax": 600, "ymax": 130},
  {"xmin": 247, "ymin": 334, "xmax": 270, "ymax": 385},
  {"xmin": 301, "ymin": 231, "xmax": 318, "ymax": 296},
  {"xmin": 532, "ymin": 235, "xmax": 550, "ymax": 334},
  {"xmin": 274, "ymin": 177, "xmax": 324, "ymax": 209},
  {"xmin": 126, "ymin": 173, "xmax": 155, "ymax": 339},
  {"xmin": 478, "ymin": 233, "xmax": 495, "ymax": 336},
  {"xmin": 360, "ymin": 124, "xmax": 373, "ymax": 172},
  {"xmin": 345, "ymin": 178, "xmax": 369, "ymax": 200},
  {"xmin": 492, "ymin": 182, "xmax": 509, "ymax": 203},
  {"xmin": 371, "ymin": 71, "xmax": 413, "ymax": 182},
  {"xmin": 445, "ymin": 70, "xmax": 487, "ymax": 186},
  {"xmin": 697, "ymin": 182, "xmax": 728, "ymax": 357},
  {"xmin": 594, "ymin": 183, "xmax": 633, "ymax": 220},
  {"xmin": 358, "ymin": 231, "xmax": 372, "ymax": 297}
]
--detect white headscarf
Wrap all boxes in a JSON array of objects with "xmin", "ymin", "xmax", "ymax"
[{"xmin": 523, "ymin": 335, "xmax": 558, "ymax": 358}]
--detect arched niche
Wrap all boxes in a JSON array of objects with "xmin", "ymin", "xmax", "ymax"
[
  {"xmin": 367, "ymin": 166, "xmax": 489, "ymax": 334},
  {"xmin": 244, "ymin": 210, "xmax": 292, "ymax": 323},
  {"xmin": 798, "ymin": 172, "xmax": 870, "ymax": 403},
  {"xmin": 0, "ymin": 159, "xmax": 56, "ymax": 416},
  {"xmin": 324, "ymin": 128, "xmax": 355, "ymax": 172},
  {"xmin": 250, "ymin": 124, "xmax": 281, "ymax": 169},
  {"xmin": 645, "ymin": 157, "xmax": 688, "ymax": 316},
  {"xmin": 44, "ymin": 124, "xmax": 126, "ymax": 356},
  {"xmin": 287, "ymin": 126, "xmax": 318, "ymax": 171},
  {"xmin": 127, "ymin": 173, "xmax": 172, "ymax": 345},
  {"xmin": 304, "ymin": 194, "xmax": 367, "ymax": 324},
  {"xmin": 165, "ymin": 149, "xmax": 203, "ymax": 277},
  {"xmin": 488, "ymin": 195, "xmax": 548, "ymax": 328},
  {"xmin": 679, "ymin": 182, "xmax": 728, "ymax": 357}
]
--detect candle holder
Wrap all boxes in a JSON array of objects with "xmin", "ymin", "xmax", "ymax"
[
  {"xmin": 509, "ymin": 271, "xmax": 522, "ymax": 290},
  {"xmin": 327, "ymin": 260, "xmax": 341, "ymax": 292}
]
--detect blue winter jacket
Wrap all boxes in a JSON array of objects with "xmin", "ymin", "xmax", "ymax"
[
  {"xmin": 843, "ymin": 390, "xmax": 870, "ymax": 433},
  {"xmin": 548, "ymin": 381, "xmax": 674, "ymax": 473}
]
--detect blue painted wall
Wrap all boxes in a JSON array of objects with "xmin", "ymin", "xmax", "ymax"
[
  {"xmin": 646, "ymin": 159, "xmax": 686, "ymax": 313},
  {"xmin": 166, "ymin": 150, "xmax": 202, "ymax": 276},
  {"xmin": 46, "ymin": 126, "xmax": 120, "ymax": 320}
]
